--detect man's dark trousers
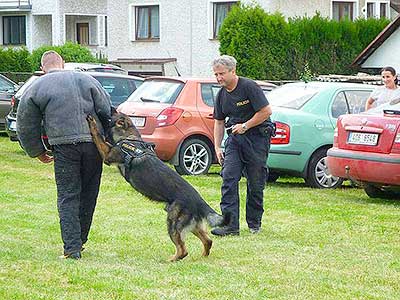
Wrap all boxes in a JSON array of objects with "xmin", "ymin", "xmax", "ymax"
[
  {"xmin": 221, "ymin": 132, "xmax": 269, "ymax": 230},
  {"xmin": 53, "ymin": 143, "xmax": 103, "ymax": 255}
]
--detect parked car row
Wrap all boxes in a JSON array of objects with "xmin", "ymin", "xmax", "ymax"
[{"xmin": 4, "ymin": 63, "xmax": 398, "ymax": 198}]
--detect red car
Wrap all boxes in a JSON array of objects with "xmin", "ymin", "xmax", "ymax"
[
  {"xmin": 327, "ymin": 103, "xmax": 400, "ymax": 199},
  {"xmin": 118, "ymin": 76, "xmax": 275, "ymax": 175}
]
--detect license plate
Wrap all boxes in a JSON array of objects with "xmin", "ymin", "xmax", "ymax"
[
  {"xmin": 348, "ymin": 132, "xmax": 378, "ymax": 146},
  {"xmin": 9, "ymin": 121, "xmax": 16, "ymax": 131},
  {"xmin": 130, "ymin": 117, "xmax": 145, "ymax": 127}
]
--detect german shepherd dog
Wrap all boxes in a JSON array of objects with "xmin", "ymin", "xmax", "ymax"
[{"xmin": 86, "ymin": 111, "xmax": 227, "ymax": 261}]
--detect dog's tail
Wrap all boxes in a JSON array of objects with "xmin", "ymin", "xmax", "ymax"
[{"xmin": 206, "ymin": 210, "xmax": 231, "ymax": 228}]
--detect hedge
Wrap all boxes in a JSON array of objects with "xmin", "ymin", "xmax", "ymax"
[
  {"xmin": 219, "ymin": 4, "xmax": 390, "ymax": 80},
  {"xmin": 0, "ymin": 42, "xmax": 106, "ymax": 73}
]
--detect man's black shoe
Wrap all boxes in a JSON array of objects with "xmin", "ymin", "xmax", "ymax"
[
  {"xmin": 211, "ymin": 226, "xmax": 239, "ymax": 236},
  {"xmin": 59, "ymin": 251, "xmax": 81, "ymax": 260}
]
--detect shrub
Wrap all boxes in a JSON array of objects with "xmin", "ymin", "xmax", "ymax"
[
  {"xmin": 29, "ymin": 42, "xmax": 100, "ymax": 71},
  {"xmin": 219, "ymin": 4, "xmax": 390, "ymax": 80},
  {"xmin": 0, "ymin": 47, "xmax": 31, "ymax": 72}
]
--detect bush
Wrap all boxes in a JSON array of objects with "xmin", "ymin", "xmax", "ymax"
[
  {"xmin": 29, "ymin": 42, "xmax": 99, "ymax": 71},
  {"xmin": 0, "ymin": 47, "xmax": 31, "ymax": 72},
  {"xmin": 219, "ymin": 4, "xmax": 390, "ymax": 80}
]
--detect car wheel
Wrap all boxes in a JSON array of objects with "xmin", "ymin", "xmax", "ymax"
[
  {"xmin": 174, "ymin": 138, "xmax": 212, "ymax": 175},
  {"xmin": 305, "ymin": 148, "xmax": 344, "ymax": 189},
  {"xmin": 364, "ymin": 184, "xmax": 400, "ymax": 199}
]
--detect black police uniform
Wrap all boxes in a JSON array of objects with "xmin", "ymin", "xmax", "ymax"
[{"xmin": 213, "ymin": 77, "xmax": 271, "ymax": 232}]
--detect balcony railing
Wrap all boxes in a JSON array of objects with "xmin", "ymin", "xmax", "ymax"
[{"xmin": 0, "ymin": 0, "xmax": 32, "ymax": 10}]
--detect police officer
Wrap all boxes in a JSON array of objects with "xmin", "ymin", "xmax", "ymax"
[{"xmin": 211, "ymin": 55, "xmax": 273, "ymax": 236}]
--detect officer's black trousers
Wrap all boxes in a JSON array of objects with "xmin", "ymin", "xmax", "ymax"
[
  {"xmin": 53, "ymin": 143, "xmax": 103, "ymax": 255},
  {"xmin": 221, "ymin": 132, "xmax": 269, "ymax": 230}
]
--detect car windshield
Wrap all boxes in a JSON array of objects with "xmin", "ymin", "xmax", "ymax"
[
  {"xmin": 267, "ymin": 84, "xmax": 322, "ymax": 109},
  {"xmin": 365, "ymin": 101, "xmax": 400, "ymax": 115},
  {"xmin": 126, "ymin": 80, "xmax": 184, "ymax": 104}
]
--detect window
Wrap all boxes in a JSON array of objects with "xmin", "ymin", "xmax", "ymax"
[
  {"xmin": 331, "ymin": 90, "xmax": 371, "ymax": 118},
  {"xmin": 331, "ymin": 92, "xmax": 349, "ymax": 118},
  {"xmin": 94, "ymin": 76, "xmax": 139, "ymax": 106},
  {"xmin": 77, "ymin": 23, "xmax": 89, "ymax": 45},
  {"xmin": 268, "ymin": 85, "xmax": 322, "ymax": 110},
  {"xmin": 380, "ymin": 2, "xmax": 388, "ymax": 18},
  {"xmin": 0, "ymin": 76, "xmax": 14, "ymax": 93},
  {"xmin": 3, "ymin": 16, "xmax": 26, "ymax": 45},
  {"xmin": 136, "ymin": 5, "xmax": 160, "ymax": 40},
  {"xmin": 365, "ymin": 1, "xmax": 389, "ymax": 19},
  {"xmin": 213, "ymin": 1, "xmax": 237, "ymax": 39},
  {"xmin": 105, "ymin": 16, "xmax": 108, "ymax": 46},
  {"xmin": 332, "ymin": 1, "xmax": 355, "ymax": 21},
  {"xmin": 201, "ymin": 83, "xmax": 221, "ymax": 107}
]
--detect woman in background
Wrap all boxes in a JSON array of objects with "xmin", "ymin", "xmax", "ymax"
[{"xmin": 365, "ymin": 66, "xmax": 400, "ymax": 111}]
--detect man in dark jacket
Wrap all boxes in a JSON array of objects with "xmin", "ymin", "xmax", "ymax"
[{"xmin": 17, "ymin": 50, "xmax": 111, "ymax": 259}]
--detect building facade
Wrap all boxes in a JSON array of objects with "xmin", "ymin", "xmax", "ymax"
[
  {"xmin": 0, "ymin": 0, "xmax": 397, "ymax": 76},
  {"xmin": 0, "ymin": 0, "xmax": 107, "ymax": 57},
  {"xmin": 107, "ymin": 0, "xmax": 397, "ymax": 77}
]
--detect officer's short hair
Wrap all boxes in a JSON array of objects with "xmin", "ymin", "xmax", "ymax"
[{"xmin": 212, "ymin": 55, "xmax": 237, "ymax": 71}]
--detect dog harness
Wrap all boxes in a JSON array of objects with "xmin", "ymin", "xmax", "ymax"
[{"xmin": 116, "ymin": 139, "xmax": 156, "ymax": 172}]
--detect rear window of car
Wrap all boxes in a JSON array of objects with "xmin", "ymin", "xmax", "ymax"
[
  {"xmin": 268, "ymin": 84, "xmax": 323, "ymax": 109},
  {"xmin": 93, "ymin": 76, "xmax": 139, "ymax": 106},
  {"xmin": 201, "ymin": 83, "xmax": 221, "ymax": 107},
  {"xmin": 0, "ymin": 75, "xmax": 15, "ymax": 92},
  {"xmin": 126, "ymin": 80, "xmax": 184, "ymax": 104}
]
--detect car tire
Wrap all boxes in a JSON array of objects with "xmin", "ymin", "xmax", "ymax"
[
  {"xmin": 364, "ymin": 184, "xmax": 400, "ymax": 199},
  {"xmin": 305, "ymin": 148, "xmax": 344, "ymax": 189},
  {"xmin": 174, "ymin": 138, "xmax": 212, "ymax": 175}
]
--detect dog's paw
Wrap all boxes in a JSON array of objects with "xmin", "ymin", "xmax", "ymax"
[
  {"xmin": 86, "ymin": 114, "xmax": 98, "ymax": 131},
  {"xmin": 86, "ymin": 114, "xmax": 96, "ymax": 124}
]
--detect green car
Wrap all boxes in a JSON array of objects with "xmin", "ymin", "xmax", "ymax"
[{"xmin": 267, "ymin": 81, "xmax": 374, "ymax": 188}]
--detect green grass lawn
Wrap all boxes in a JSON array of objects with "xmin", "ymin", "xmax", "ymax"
[{"xmin": 0, "ymin": 135, "xmax": 399, "ymax": 300}]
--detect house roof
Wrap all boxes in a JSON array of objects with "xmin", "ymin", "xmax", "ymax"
[
  {"xmin": 352, "ymin": 14, "xmax": 400, "ymax": 67},
  {"xmin": 391, "ymin": 0, "xmax": 400, "ymax": 13}
]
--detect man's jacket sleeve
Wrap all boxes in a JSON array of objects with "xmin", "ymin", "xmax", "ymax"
[{"xmin": 16, "ymin": 90, "xmax": 46, "ymax": 158}]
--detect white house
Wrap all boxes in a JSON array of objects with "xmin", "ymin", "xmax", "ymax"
[
  {"xmin": 352, "ymin": 13, "xmax": 400, "ymax": 72},
  {"xmin": 0, "ymin": 0, "xmax": 107, "ymax": 56},
  {"xmin": 107, "ymin": 0, "xmax": 398, "ymax": 77},
  {"xmin": 0, "ymin": 0, "xmax": 397, "ymax": 76}
]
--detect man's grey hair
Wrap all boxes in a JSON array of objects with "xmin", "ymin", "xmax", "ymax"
[{"xmin": 212, "ymin": 55, "xmax": 237, "ymax": 71}]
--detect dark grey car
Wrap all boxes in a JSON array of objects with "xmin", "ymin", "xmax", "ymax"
[{"xmin": 0, "ymin": 74, "xmax": 17, "ymax": 131}]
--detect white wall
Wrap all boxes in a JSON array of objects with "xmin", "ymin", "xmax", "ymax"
[
  {"xmin": 31, "ymin": 14, "xmax": 52, "ymax": 49},
  {"xmin": 362, "ymin": 29, "xmax": 400, "ymax": 72}
]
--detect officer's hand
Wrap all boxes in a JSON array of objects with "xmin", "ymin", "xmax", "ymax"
[
  {"xmin": 37, "ymin": 152, "xmax": 54, "ymax": 164},
  {"xmin": 215, "ymin": 147, "xmax": 224, "ymax": 165},
  {"xmin": 232, "ymin": 123, "xmax": 246, "ymax": 135}
]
